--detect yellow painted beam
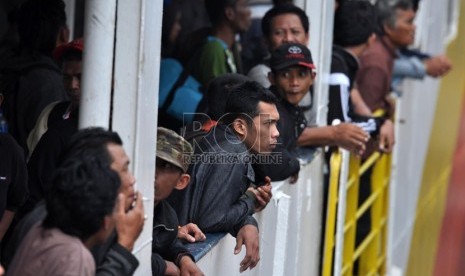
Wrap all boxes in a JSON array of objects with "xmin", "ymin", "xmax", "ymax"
[{"xmin": 407, "ymin": 1, "xmax": 465, "ymax": 274}]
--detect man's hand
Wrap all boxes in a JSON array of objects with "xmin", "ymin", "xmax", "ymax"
[
  {"xmin": 179, "ymin": 256, "xmax": 205, "ymax": 276},
  {"xmin": 333, "ymin": 123, "xmax": 369, "ymax": 156},
  {"xmin": 424, "ymin": 55, "xmax": 452, "ymax": 77},
  {"xmin": 234, "ymin": 224, "xmax": 260, "ymax": 273},
  {"xmin": 378, "ymin": 119, "xmax": 395, "ymax": 153},
  {"xmin": 165, "ymin": 261, "xmax": 180, "ymax": 276},
  {"xmin": 248, "ymin": 176, "xmax": 272, "ymax": 212},
  {"xmin": 115, "ymin": 192, "xmax": 145, "ymax": 251},
  {"xmin": 289, "ymin": 173, "xmax": 299, "ymax": 184},
  {"xmin": 178, "ymin": 223, "xmax": 206, "ymax": 243}
]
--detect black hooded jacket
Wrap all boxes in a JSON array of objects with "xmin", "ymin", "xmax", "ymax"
[{"xmin": 0, "ymin": 50, "xmax": 67, "ymax": 154}]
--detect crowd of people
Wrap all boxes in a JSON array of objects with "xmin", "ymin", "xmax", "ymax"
[{"xmin": 0, "ymin": 0, "xmax": 452, "ymax": 275}]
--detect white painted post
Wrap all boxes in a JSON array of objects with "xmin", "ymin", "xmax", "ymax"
[
  {"xmin": 299, "ymin": 0, "xmax": 335, "ymax": 126},
  {"xmin": 63, "ymin": 0, "xmax": 75, "ymax": 40},
  {"xmin": 79, "ymin": 0, "xmax": 116, "ymax": 128},
  {"xmin": 334, "ymin": 150, "xmax": 350, "ymax": 276},
  {"xmin": 112, "ymin": 0, "xmax": 161, "ymax": 274}
]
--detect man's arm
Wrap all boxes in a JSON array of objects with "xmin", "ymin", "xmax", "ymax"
[
  {"xmin": 178, "ymin": 255, "xmax": 204, "ymax": 276},
  {"xmin": 328, "ymin": 73, "xmax": 351, "ymax": 125},
  {"xmin": 350, "ymin": 87, "xmax": 372, "ymax": 116},
  {"xmin": 252, "ymin": 148, "xmax": 300, "ymax": 183},
  {"xmin": 0, "ymin": 211, "xmax": 14, "ymax": 241},
  {"xmin": 356, "ymin": 66, "xmax": 389, "ymax": 112},
  {"xmin": 2, "ymin": 136, "xmax": 28, "ymax": 240},
  {"xmin": 115, "ymin": 193, "xmax": 145, "ymax": 251},
  {"xmin": 234, "ymin": 224, "xmax": 260, "ymax": 273},
  {"xmin": 94, "ymin": 193, "xmax": 144, "ymax": 276},
  {"xmin": 378, "ymin": 119, "xmax": 395, "ymax": 152},
  {"xmin": 393, "ymin": 55, "xmax": 426, "ymax": 79},
  {"xmin": 191, "ymin": 162, "xmax": 257, "ymax": 233},
  {"xmin": 250, "ymin": 177, "xmax": 272, "ymax": 212},
  {"xmin": 178, "ymin": 223, "xmax": 206, "ymax": 243},
  {"xmin": 95, "ymin": 242, "xmax": 140, "ymax": 276},
  {"xmin": 152, "ymin": 253, "xmax": 170, "ymax": 276},
  {"xmin": 423, "ymin": 55, "xmax": 452, "ymax": 78},
  {"xmin": 153, "ymin": 228, "xmax": 201, "ymax": 275},
  {"xmin": 296, "ymin": 124, "xmax": 369, "ymax": 156}
]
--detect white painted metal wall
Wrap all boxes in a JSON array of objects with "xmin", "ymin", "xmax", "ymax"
[
  {"xmin": 197, "ymin": 155, "xmax": 325, "ymax": 276},
  {"xmin": 387, "ymin": 0, "xmax": 458, "ymax": 274}
]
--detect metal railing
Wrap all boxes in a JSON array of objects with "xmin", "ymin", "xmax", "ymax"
[{"xmin": 323, "ymin": 149, "xmax": 391, "ymax": 276}]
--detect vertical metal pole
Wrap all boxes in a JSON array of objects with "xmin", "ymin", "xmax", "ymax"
[
  {"xmin": 79, "ymin": 0, "xmax": 116, "ymax": 129},
  {"xmin": 300, "ymin": 0, "xmax": 335, "ymax": 126},
  {"xmin": 63, "ymin": 0, "xmax": 76, "ymax": 39},
  {"xmin": 334, "ymin": 150, "xmax": 350, "ymax": 276},
  {"xmin": 112, "ymin": 0, "xmax": 160, "ymax": 274}
]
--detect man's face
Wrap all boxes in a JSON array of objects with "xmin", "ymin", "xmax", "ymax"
[
  {"xmin": 243, "ymin": 102, "xmax": 280, "ymax": 154},
  {"xmin": 387, "ymin": 8, "xmax": 416, "ymax": 47},
  {"xmin": 108, "ymin": 143, "xmax": 136, "ymax": 211},
  {"xmin": 62, "ymin": 59, "xmax": 82, "ymax": 106},
  {"xmin": 231, "ymin": 0, "xmax": 252, "ymax": 33},
  {"xmin": 273, "ymin": 66, "xmax": 314, "ymax": 105},
  {"xmin": 154, "ymin": 158, "xmax": 183, "ymax": 206},
  {"xmin": 269, "ymin": 13, "xmax": 309, "ymax": 50},
  {"xmin": 169, "ymin": 12, "xmax": 182, "ymax": 44}
]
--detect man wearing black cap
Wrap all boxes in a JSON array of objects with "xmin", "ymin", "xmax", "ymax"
[{"xmin": 268, "ymin": 43, "xmax": 369, "ymax": 156}]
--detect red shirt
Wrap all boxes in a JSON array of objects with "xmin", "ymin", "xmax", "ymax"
[{"xmin": 356, "ymin": 35, "xmax": 398, "ymax": 117}]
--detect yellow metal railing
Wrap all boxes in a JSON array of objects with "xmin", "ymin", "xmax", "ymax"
[{"xmin": 323, "ymin": 149, "xmax": 391, "ymax": 276}]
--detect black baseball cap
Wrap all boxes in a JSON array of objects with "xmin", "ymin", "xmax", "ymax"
[{"xmin": 270, "ymin": 43, "xmax": 316, "ymax": 74}]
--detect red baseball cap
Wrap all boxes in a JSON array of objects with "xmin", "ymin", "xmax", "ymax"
[{"xmin": 53, "ymin": 38, "xmax": 84, "ymax": 61}]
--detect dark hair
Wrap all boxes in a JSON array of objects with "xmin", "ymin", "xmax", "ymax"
[
  {"xmin": 58, "ymin": 49, "xmax": 83, "ymax": 67},
  {"xmin": 333, "ymin": 0, "xmax": 375, "ymax": 47},
  {"xmin": 59, "ymin": 127, "xmax": 123, "ymax": 166},
  {"xmin": 221, "ymin": 81, "xmax": 278, "ymax": 126},
  {"xmin": 43, "ymin": 155, "xmax": 120, "ymax": 240},
  {"xmin": 375, "ymin": 0, "xmax": 413, "ymax": 35},
  {"xmin": 412, "ymin": 0, "xmax": 420, "ymax": 12},
  {"xmin": 272, "ymin": 0, "xmax": 293, "ymax": 6},
  {"xmin": 206, "ymin": 73, "xmax": 251, "ymax": 120},
  {"xmin": 161, "ymin": 1, "xmax": 180, "ymax": 57},
  {"xmin": 17, "ymin": 0, "xmax": 67, "ymax": 55},
  {"xmin": 204, "ymin": 0, "xmax": 238, "ymax": 25},
  {"xmin": 262, "ymin": 4, "xmax": 309, "ymax": 39}
]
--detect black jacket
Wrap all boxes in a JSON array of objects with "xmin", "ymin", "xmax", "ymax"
[
  {"xmin": 21, "ymin": 116, "xmax": 78, "ymax": 218},
  {"xmin": 252, "ymin": 86, "xmax": 303, "ymax": 182},
  {"xmin": 152, "ymin": 200, "xmax": 194, "ymax": 275},
  {"xmin": 328, "ymin": 45, "xmax": 384, "ymax": 136},
  {"xmin": 1, "ymin": 51, "xmax": 67, "ymax": 153},
  {"xmin": 92, "ymin": 231, "xmax": 139, "ymax": 276},
  {"xmin": 168, "ymin": 124, "xmax": 258, "ymax": 235},
  {"xmin": 0, "ymin": 134, "xmax": 28, "ymax": 217}
]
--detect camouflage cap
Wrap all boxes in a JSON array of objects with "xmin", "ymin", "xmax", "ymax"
[{"xmin": 156, "ymin": 127, "xmax": 193, "ymax": 173}]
